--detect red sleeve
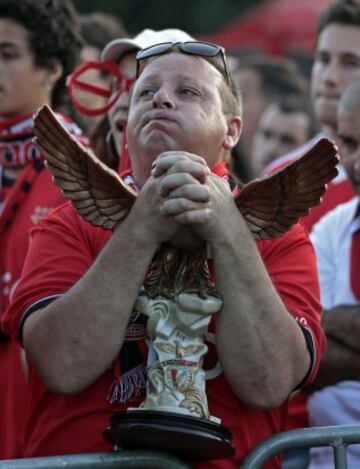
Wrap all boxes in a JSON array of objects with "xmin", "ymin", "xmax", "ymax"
[
  {"xmin": 302, "ymin": 179, "xmax": 354, "ymax": 232},
  {"xmin": 1, "ymin": 202, "xmax": 109, "ymax": 342},
  {"xmin": 258, "ymin": 222, "xmax": 325, "ymax": 385}
]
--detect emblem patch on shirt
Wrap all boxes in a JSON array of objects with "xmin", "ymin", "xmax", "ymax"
[{"xmin": 31, "ymin": 206, "xmax": 51, "ymax": 225}]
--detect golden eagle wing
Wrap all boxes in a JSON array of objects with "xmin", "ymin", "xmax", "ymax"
[
  {"xmin": 235, "ymin": 138, "xmax": 339, "ymax": 240},
  {"xmin": 33, "ymin": 105, "xmax": 136, "ymax": 230},
  {"xmin": 182, "ymin": 344, "xmax": 203, "ymax": 356}
]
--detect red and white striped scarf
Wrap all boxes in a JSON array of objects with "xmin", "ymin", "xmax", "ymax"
[{"xmin": 0, "ymin": 113, "xmax": 85, "ymax": 168}]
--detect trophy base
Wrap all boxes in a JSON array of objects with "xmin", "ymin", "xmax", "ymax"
[{"xmin": 103, "ymin": 409, "xmax": 235, "ymax": 461}]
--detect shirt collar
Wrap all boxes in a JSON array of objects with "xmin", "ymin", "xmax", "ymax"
[{"xmin": 353, "ymin": 196, "xmax": 360, "ymax": 220}]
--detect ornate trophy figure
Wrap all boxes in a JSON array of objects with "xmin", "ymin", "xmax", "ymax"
[
  {"xmin": 134, "ymin": 246, "xmax": 223, "ymax": 420},
  {"xmin": 33, "ymin": 105, "xmax": 339, "ymax": 459}
]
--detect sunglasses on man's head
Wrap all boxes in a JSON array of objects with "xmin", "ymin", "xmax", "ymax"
[{"xmin": 136, "ymin": 41, "xmax": 230, "ymax": 84}]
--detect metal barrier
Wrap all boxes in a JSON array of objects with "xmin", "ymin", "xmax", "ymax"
[
  {"xmin": 0, "ymin": 450, "xmax": 190, "ymax": 469},
  {"xmin": 242, "ymin": 424, "xmax": 360, "ymax": 469},
  {"xmin": 3, "ymin": 425, "xmax": 360, "ymax": 468}
]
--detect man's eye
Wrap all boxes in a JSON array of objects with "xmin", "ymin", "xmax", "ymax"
[
  {"xmin": 261, "ymin": 129, "xmax": 273, "ymax": 139},
  {"xmin": 280, "ymin": 135, "xmax": 296, "ymax": 145},
  {"xmin": 0, "ymin": 51, "xmax": 17, "ymax": 60},
  {"xmin": 342, "ymin": 59, "xmax": 360, "ymax": 69},
  {"xmin": 179, "ymin": 88, "xmax": 198, "ymax": 96},
  {"xmin": 346, "ymin": 142, "xmax": 357, "ymax": 151},
  {"xmin": 316, "ymin": 53, "xmax": 329, "ymax": 65},
  {"xmin": 139, "ymin": 88, "xmax": 155, "ymax": 97},
  {"xmin": 340, "ymin": 136, "xmax": 357, "ymax": 152}
]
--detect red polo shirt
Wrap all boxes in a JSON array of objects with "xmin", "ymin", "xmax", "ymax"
[{"xmin": 3, "ymin": 200, "xmax": 324, "ymax": 468}]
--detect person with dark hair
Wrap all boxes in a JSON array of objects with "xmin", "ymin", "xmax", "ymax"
[
  {"xmin": 80, "ymin": 12, "xmax": 128, "ymax": 58},
  {"xmin": 266, "ymin": 0, "xmax": 360, "ymax": 232},
  {"xmin": 2, "ymin": 40, "xmax": 327, "ymax": 467},
  {"xmin": 0, "ymin": 0, "xmax": 82, "ymax": 110},
  {"xmin": 0, "ymin": 0, "xmax": 86, "ymax": 458},
  {"xmin": 251, "ymin": 96, "xmax": 318, "ymax": 175},
  {"xmin": 314, "ymin": 0, "xmax": 360, "ymax": 133},
  {"xmin": 264, "ymin": 2, "xmax": 360, "ymax": 467},
  {"xmin": 307, "ymin": 77, "xmax": 360, "ymax": 469},
  {"xmin": 231, "ymin": 54, "xmax": 309, "ymax": 180}
]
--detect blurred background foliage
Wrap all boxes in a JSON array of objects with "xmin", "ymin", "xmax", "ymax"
[{"xmin": 73, "ymin": 0, "xmax": 264, "ymax": 35}]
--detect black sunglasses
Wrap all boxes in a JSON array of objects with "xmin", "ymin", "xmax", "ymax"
[{"xmin": 136, "ymin": 41, "xmax": 230, "ymax": 84}]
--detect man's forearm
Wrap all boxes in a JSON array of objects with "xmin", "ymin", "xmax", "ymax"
[
  {"xmin": 322, "ymin": 304, "xmax": 360, "ymax": 352},
  {"xmin": 212, "ymin": 219, "xmax": 310, "ymax": 409},
  {"xmin": 305, "ymin": 337, "xmax": 360, "ymax": 392},
  {"xmin": 23, "ymin": 214, "xmax": 158, "ymax": 394}
]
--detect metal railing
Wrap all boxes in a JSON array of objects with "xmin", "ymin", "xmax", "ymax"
[
  {"xmin": 0, "ymin": 450, "xmax": 190, "ymax": 469},
  {"xmin": 3, "ymin": 425, "xmax": 360, "ymax": 468},
  {"xmin": 242, "ymin": 424, "xmax": 360, "ymax": 469}
]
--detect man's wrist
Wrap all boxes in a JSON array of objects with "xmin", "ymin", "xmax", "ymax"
[{"xmin": 118, "ymin": 211, "xmax": 160, "ymax": 253}]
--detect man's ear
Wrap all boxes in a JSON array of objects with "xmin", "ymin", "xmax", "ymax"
[
  {"xmin": 42, "ymin": 59, "xmax": 63, "ymax": 90},
  {"xmin": 223, "ymin": 116, "xmax": 242, "ymax": 150}
]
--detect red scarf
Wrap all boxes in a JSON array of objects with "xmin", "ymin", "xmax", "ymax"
[
  {"xmin": 0, "ymin": 113, "xmax": 87, "ymax": 232},
  {"xmin": 0, "ymin": 115, "xmax": 40, "ymax": 168},
  {"xmin": 0, "ymin": 114, "xmax": 85, "ymax": 168}
]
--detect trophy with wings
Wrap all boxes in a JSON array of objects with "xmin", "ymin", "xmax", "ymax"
[{"xmin": 33, "ymin": 105, "xmax": 339, "ymax": 460}]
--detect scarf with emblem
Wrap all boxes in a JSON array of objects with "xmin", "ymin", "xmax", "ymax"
[
  {"xmin": 0, "ymin": 113, "xmax": 86, "ymax": 226},
  {"xmin": 0, "ymin": 114, "xmax": 41, "ymax": 169}
]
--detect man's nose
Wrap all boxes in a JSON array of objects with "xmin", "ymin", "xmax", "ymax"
[
  {"xmin": 152, "ymin": 88, "xmax": 174, "ymax": 109},
  {"xmin": 322, "ymin": 60, "xmax": 340, "ymax": 86},
  {"xmin": 264, "ymin": 138, "xmax": 281, "ymax": 161},
  {"xmin": 115, "ymin": 90, "xmax": 130, "ymax": 110},
  {"xmin": 265, "ymin": 135, "xmax": 279, "ymax": 150}
]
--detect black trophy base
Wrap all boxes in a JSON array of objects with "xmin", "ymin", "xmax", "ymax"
[{"xmin": 103, "ymin": 409, "xmax": 235, "ymax": 461}]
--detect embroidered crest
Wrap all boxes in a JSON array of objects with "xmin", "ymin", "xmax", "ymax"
[{"xmin": 30, "ymin": 206, "xmax": 52, "ymax": 225}]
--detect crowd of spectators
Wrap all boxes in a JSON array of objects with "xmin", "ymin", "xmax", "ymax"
[{"xmin": 1, "ymin": 0, "xmax": 360, "ymax": 468}]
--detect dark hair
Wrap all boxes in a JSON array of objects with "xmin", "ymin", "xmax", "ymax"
[
  {"xmin": 79, "ymin": 12, "xmax": 128, "ymax": 53},
  {"xmin": 274, "ymin": 96, "xmax": 319, "ymax": 139},
  {"xmin": 318, "ymin": 0, "xmax": 360, "ymax": 35},
  {"xmin": 234, "ymin": 54, "xmax": 308, "ymax": 99},
  {"xmin": 0, "ymin": 0, "xmax": 83, "ymax": 109}
]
